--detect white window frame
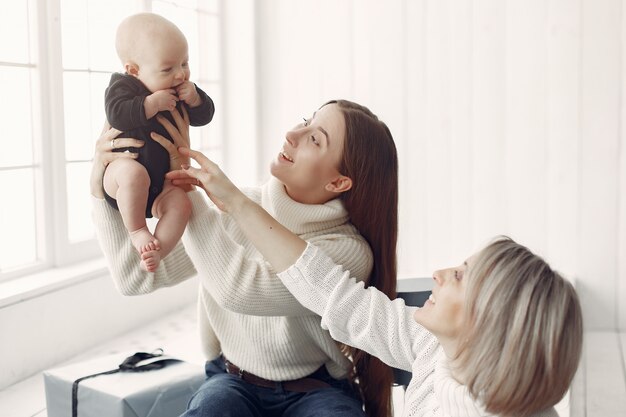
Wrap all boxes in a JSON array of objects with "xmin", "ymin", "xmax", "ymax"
[{"xmin": 0, "ymin": 0, "xmax": 229, "ymax": 283}]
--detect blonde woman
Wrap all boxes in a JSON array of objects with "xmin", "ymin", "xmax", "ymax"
[{"xmin": 167, "ymin": 147, "xmax": 584, "ymax": 417}]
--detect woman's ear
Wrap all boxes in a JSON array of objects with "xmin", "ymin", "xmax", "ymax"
[
  {"xmin": 325, "ymin": 175, "xmax": 353, "ymax": 194},
  {"xmin": 125, "ymin": 63, "xmax": 140, "ymax": 77}
]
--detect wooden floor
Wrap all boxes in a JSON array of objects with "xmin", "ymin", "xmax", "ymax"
[{"xmin": 0, "ymin": 304, "xmax": 623, "ymax": 417}]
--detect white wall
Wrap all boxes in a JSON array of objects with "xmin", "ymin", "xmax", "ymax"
[
  {"xmin": 254, "ymin": 0, "xmax": 626, "ymax": 330},
  {"xmin": 0, "ymin": 272, "xmax": 197, "ymax": 390}
]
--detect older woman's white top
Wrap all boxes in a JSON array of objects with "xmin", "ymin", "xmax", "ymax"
[{"xmin": 277, "ymin": 244, "xmax": 559, "ymax": 417}]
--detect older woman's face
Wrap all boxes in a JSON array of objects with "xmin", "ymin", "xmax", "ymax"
[
  {"xmin": 269, "ymin": 103, "xmax": 347, "ymax": 204},
  {"xmin": 413, "ymin": 259, "xmax": 470, "ymax": 341}
]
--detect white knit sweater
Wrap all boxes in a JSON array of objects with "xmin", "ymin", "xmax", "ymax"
[
  {"xmin": 92, "ymin": 176, "xmax": 374, "ymax": 381},
  {"xmin": 278, "ymin": 244, "xmax": 559, "ymax": 417}
]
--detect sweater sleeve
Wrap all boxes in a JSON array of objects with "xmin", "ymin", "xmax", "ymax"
[
  {"xmin": 184, "ymin": 192, "xmax": 373, "ymax": 317},
  {"xmin": 92, "ymin": 197, "xmax": 197, "ymax": 295},
  {"xmin": 278, "ymin": 243, "xmax": 434, "ymax": 371},
  {"xmin": 104, "ymin": 77, "xmax": 150, "ymax": 131}
]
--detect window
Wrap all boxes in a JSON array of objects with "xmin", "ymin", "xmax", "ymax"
[{"xmin": 0, "ymin": 0, "xmax": 223, "ymax": 282}]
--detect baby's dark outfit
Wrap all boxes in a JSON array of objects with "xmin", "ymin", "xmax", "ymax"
[{"xmin": 104, "ymin": 73, "xmax": 215, "ymax": 217}]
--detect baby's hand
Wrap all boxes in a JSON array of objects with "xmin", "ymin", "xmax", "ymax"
[
  {"xmin": 145, "ymin": 89, "xmax": 178, "ymax": 119},
  {"xmin": 176, "ymin": 81, "xmax": 202, "ymax": 108}
]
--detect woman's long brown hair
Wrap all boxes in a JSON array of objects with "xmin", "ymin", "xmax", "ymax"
[{"xmin": 328, "ymin": 100, "xmax": 398, "ymax": 417}]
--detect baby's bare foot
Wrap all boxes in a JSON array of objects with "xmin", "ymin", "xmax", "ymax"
[
  {"xmin": 129, "ymin": 227, "xmax": 158, "ymax": 254},
  {"xmin": 140, "ymin": 249, "xmax": 161, "ymax": 272},
  {"xmin": 139, "ymin": 239, "xmax": 161, "ymax": 254}
]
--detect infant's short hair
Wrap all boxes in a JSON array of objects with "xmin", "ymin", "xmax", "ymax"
[{"xmin": 115, "ymin": 13, "xmax": 186, "ymax": 65}]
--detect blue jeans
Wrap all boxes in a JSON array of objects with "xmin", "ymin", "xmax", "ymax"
[{"xmin": 181, "ymin": 357, "xmax": 366, "ymax": 417}]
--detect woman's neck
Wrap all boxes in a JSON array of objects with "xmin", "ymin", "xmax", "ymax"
[
  {"xmin": 438, "ymin": 336, "xmax": 468, "ymax": 385},
  {"xmin": 282, "ymin": 183, "xmax": 336, "ymax": 205}
]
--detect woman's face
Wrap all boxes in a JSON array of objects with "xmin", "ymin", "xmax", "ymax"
[
  {"xmin": 413, "ymin": 257, "xmax": 472, "ymax": 342},
  {"xmin": 270, "ymin": 103, "xmax": 348, "ymax": 204}
]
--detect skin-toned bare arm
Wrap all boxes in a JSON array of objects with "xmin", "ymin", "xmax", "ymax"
[
  {"xmin": 149, "ymin": 107, "xmax": 195, "ymax": 193},
  {"xmin": 166, "ymin": 147, "xmax": 307, "ymax": 273},
  {"xmin": 90, "ymin": 121, "xmax": 144, "ymax": 198},
  {"xmin": 91, "ymin": 119, "xmax": 196, "ymax": 294}
]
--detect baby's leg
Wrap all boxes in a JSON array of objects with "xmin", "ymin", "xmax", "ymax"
[
  {"xmin": 150, "ymin": 182, "xmax": 192, "ymax": 259},
  {"xmin": 103, "ymin": 159, "xmax": 159, "ymax": 270}
]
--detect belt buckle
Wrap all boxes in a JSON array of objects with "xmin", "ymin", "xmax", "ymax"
[{"xmin": 238, "ymin": 367, "xmax": 244, "ymax": 378}]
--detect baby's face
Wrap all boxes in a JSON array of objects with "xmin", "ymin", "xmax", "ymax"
[{"xmin": 135, "ymin": 36, "xmax": 191, "ymax": 93}]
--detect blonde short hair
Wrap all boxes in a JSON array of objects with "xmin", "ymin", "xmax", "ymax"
[{"xmin": 456, "ymin": 236, "xmax": 583, "ymax": 417}]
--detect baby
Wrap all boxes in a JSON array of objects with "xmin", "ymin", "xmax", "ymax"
[{"xmin": 103, "ymin": 13, "xmax": 215, "ymax": 272}]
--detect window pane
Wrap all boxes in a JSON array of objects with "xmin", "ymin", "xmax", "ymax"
[
  {"xmin": 0, "ymin": 169, "xmax": 37, "ymax": 271},
  {"xmin": 66, "ymin": 162, "xmax": 95, "ymax": 243},
  {"xmin": 0, "ymin": 1, "xmax": 30, "ymax": 63},
  {"xmin": 0, "ymin": 67, "xmax": 34, "ymax": 167},
  {"xmin": 89, "ymin": 72, "xmax": 112, "ymax": 153},
  {"xmin": 61, "ymin": 0, "xmax": 137, "ymax": 71},
  {"xmin": 198, "ymin": 83, "xmax": 222, "ymax": 149},
  {"xmin": 197, "ymin": 13, "xmax": 220, "ymax": 81},
  {"xmin": 87, "ymin": 0, "xmax": 137, "ymax": 71},
  {"xmin": 64, "ymin": 71, "xmax": 111, "ymax": 161},
  {"xmin": 60, "ymin": 0, "xmax": 89, "ymax": 69},
  {"xmin": 63, "ymin": 72, "xmax": 93, "ymax": 161}
]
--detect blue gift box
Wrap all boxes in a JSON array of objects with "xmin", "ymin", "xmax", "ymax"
[{"xmin": 43, "ymin": 352, "xmax": 205, "ymax": 417}]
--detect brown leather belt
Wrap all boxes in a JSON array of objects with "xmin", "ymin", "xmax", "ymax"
[{"xmin": 222, "ymin": 356, "xmax": 331, "ymax": 393}]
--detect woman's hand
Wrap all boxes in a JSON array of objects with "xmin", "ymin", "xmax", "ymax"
[
  {"xmin": 150, "ymin": 106, "xmax": 191, "ymax": 172},
  {"xmin": 90, "ymin": 121, "xmax": 143, "ymax": 198},
  {"xmin": 166, "ymin": 147, "xmax": 247, "ymax": 214},
  {"xmin": 169, "ymin": 147, "xmax": 307, "ymax": 272}
]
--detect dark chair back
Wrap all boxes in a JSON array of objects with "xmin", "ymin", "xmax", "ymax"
[{"xmin": 393, "ymin": 278, "xmax": 432, "ymax": 389}]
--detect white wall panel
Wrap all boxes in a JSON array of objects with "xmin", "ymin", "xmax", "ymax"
[
  {"xmin": 546, "ymin": 0, "xmax": 581, "ymax": 281},
  {"xmin": 424, "ymin": 0, "xmax": 453, "ymax": 270},
  {"xmin": 619, "ymin": 0, "xmax": 626, "ymax": 330},
  {"xmin": 399, "ymin": 0, "xmax": 428, "ymax": 278},
  {"xmin": 254, "ymin": 0, "xmax": 626, "ymax": 329},
  {"xmin": 255, "ymin": 0, "xmax": 353, "ymax": 183},
  {"xmin": 504, "ymin": 0, "xmax": 548, "ymax": 255},
  {"xmin": 448, "ymin": 0, "xmax": 475, "ymax": 265},
  {"xmin": 471, "ymin": 0, "xmax": 508, "ymax": 247},
  {"xmin": 222, "ymin": 0, "xmax": 258, "ymax": 186},
  {"xmin": 353, "ymin": 0, "xmax": 405, "ymax": 138},
  {"xmin": 579, "ymin": 0, "xmax": 621, "ymax": 328}
]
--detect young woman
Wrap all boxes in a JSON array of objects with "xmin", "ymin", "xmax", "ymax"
[
  {"xmin": 91, "ymin": 100, "xmax": 398, "ymax": 416},
  {"xmin": 167, "ymin": 147, "xmax": 584, "ymax": 417}
]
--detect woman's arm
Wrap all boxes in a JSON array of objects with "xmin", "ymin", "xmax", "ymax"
[
  {"xmin": 279, "ymin": 244, "xmax": 432, "ymax": 371},
  {"xmin": 91, "ymin": 122, "xmax": 196, "ymax": 294},
  {"xmin": 90, "ymin": 122, "xmax": 143, "ymax": 198},
  {"xmin": 166, "ymin": 147, "xmax": 308, "ymax": 269},
  {"xmin": 183, "ymin": 189, "xmax": 373, "ymax": 316},
  {"xmin": 152, "ymin": 121, "xmax": 372, "ymax": 316},
  {"xmin": 167, "ymin": 148, "xmax": 431, "ymax": 369}
]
